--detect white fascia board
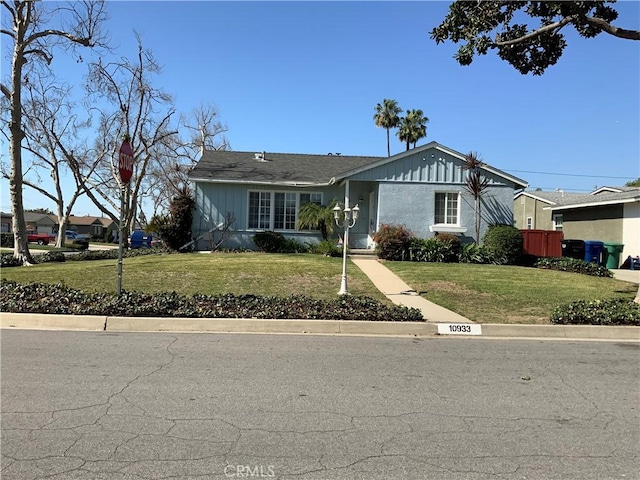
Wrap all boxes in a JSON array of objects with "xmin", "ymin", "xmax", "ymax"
[
  {"xmin": 190, "ymin": 178, "xmax": 331, "ymax": 187},
  {"xmin": 514, "ymin": 191, "xmax": 556, "ymax": 204},
  {"xmin": 549, "ymin": 197, "xmax": 640, "ymax": 211}
]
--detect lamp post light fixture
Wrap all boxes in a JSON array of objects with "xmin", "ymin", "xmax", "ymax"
[{"xmin": 333, "ymin": 203, "xmax": 359, "ymax": 296}]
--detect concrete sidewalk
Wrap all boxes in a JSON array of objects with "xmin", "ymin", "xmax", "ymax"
[{"xmin": 350, "ymin": 255, "xmax": 473, "ymax": 323}]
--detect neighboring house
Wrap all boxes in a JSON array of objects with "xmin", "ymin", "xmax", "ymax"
[
  {"xmin": 1, "ymin": 212, "xmax": 12, "ymax": 233},
  {"xmin": 545, "ymin": 186, "xmax": 640, "ymax": 262},
  {"xmin": 61, "ymin": 215, "xmax": 111, "ymax": 239},
  {"xmin": 24, "ymin": 212, "xmax": 57, "ymax": 234},
  {"xmin": 189, "ymin": 141, "xmax": 528, "ymax": 251},
  {"xmin": 514, "ymin": 190, "xmax": 590, "ymax": 231}
]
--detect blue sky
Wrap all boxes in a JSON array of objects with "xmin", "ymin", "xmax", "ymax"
[{"xmin": 2, "ymin": 1, "xmax": 639, "ymax": 217}]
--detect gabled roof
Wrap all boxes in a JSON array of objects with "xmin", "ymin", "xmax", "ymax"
[
  {"xmin": 190, "ymin": 150, "xmax": 381, "ymax": 186},
  {"xmin": 548, "ymin": 187, "xmax": 640, "ymax": 211},
  {"xmin": 190, "ymin": 141, "xmax": 528, "ymax": 188},
  {"xmin": 514, "ymin": 190, "xmax": 591, "ymax": 206}
]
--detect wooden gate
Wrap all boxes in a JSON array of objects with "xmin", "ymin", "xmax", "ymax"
[{"xmin": 521, "ymin": 230, "xmax": 564, "ymax": 257}]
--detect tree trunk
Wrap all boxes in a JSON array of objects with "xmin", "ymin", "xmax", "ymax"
[
  {"xmin": 475, "ymin": 197, "xmax": 481, "ymax": 244},
  {"xmin": 9, "ymin": 21, "xmax": 33, "ymax": 265},
  {"xmin": 386, "ymin": 128, "xmax": 391, "ymax": 157}
]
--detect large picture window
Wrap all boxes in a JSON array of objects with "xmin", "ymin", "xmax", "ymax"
[
  {"xmin": 435, "ymin": 192, "xmax": 459, "ymax": 225},
  {"xmin": 248, "ymin": 191, "xmax": 322, "ymax": 230}
]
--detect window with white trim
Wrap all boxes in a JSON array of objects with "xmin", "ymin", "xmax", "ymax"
[
  {"xmin": 552, "ymin": 214, "xmax": 563, "ymax": 231},
  {"xmin": 434, "ymin": 192, "xmax": 459, "ymax": 225},
  {"xmin": 526, "ymin": 217, "xmax": 533, "ymax": 229},
  {"xmin": 248, "ymin": 191, "xmax": 323, "ymax": 231}
]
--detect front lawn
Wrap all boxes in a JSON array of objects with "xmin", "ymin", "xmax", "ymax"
[
  {"xmin": 383, "ymin": 261, "xmax": 638, "ymax": 324},
  {"xmin": 0, "ymin": 252, "xmax": 388, "ymax": 303}
]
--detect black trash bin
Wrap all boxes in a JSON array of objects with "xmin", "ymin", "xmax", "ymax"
[{"xmin": 561, "ymin": 239, "xmax": 585, "ymax": 260}]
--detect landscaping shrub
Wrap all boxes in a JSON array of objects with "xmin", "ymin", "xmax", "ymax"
[
  {"xmin": 0, "ymin": 280, "xmax": 424, "ymax": 322},
  {"xmin": 252, "ymin": 231, "xmax": 307, "ymax": 253},
  {"xmin": 482, "ymin": 224, "xmax": 523, "ymax": 265},
  {"xmin": 253, "ymin": 231, "xmax": 285, "ymax": 252},
  {"xmin": 309, "ymin": 239, "xmax": 342, "ymax": 257},
  {"xmin": 408, "ymin": 237, "xmax": 459, "ymax": 263},
  {"xmin": 33, "ymin": 251, "xmax": 66, "ymax": 264},
  {"xmin": 535, "ymin": 257, "xmax": 612, "ymax": 278},
  {"xmin": 457, "ymin": 242, "xmax": 490, "ymax": 264},
  {"xmin": 373, "ymin": 224, "xmax": 415, "ymax": 261},
  {"xmin": 0, "ymin": 254, "xmax": 22, "ymax": 268},
  {"xmin": 550, "ymin": 298, "xmax": 640, "ymax": 326},
  {"xmin": 1, "ymin": 233, "xmax": 14, "ymax": 248},
  {"xmin": 152, "ymin": 189, "xmax": 195, "ymax": 251},
  {"xmin": 1, "ymin": 246, "xmax": 168, "ymax": 268}
]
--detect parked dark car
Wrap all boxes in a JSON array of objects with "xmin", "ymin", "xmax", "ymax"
[{"xmin": 129, "ymin": 230, "xmax": 153, "ymax": 249}]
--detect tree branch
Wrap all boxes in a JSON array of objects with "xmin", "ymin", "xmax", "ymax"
[
  {"xmin": 495, "ymin": 15, "xmax": 578, "ymax": 46},
  {"xmin": 582, "ymin": 16, "xmax": 640, "ymax": 40}
]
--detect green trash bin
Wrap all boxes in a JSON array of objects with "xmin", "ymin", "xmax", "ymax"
[{"xmin": 603, "ymin": 242, "xmax": 624, "ymax": 269}]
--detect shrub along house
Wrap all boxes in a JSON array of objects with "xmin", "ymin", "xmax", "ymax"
[{"xmin": 189, "ymin": 141, "xmax": 528, "ymax": 251}]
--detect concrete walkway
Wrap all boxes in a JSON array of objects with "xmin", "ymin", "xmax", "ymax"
[{"xmin": 350, "ymin": 255, "xmax": 473, "ymax": 324}]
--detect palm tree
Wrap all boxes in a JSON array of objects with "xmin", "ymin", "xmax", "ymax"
[
  {"xmin": 397, "ymin": 109, "xmax": 429, "ymax": 151},
  {"xmin": 462, "ymin": 151, "xmax": 489, "ymax": 244},
  {"xmin": 374, "ymin": 99, "xmax": 402, "ymax": 157},
  {"xmin": 297, "ymin": 200, "xmax": 338, "ymax": 241}
]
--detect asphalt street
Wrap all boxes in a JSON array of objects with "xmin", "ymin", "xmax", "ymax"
[{"xmin": 1, "ymin": 330, "xmax": 639, "ymax": 480}]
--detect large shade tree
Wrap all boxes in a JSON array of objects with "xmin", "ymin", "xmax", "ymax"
[
  {"xmin": 1, "ymin": 0, "xmax": 107, "ymax": 264},
  {"xmin": 374, "ymin": 99, "xmax": 402, "ymax": 157},
  {"xmin": 396, "ymin": 109, "xmax": 429, "ymax": 151},
  {"xmin": 431, "ymin": 1, "xmax": 640, "ymax": 75}
]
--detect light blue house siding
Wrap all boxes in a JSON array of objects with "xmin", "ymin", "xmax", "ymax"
[
  {"xmin": 190, "ymin": 143, "xmax": 526, "ymax": 251},
  {"xmin": 376, "ymin": 182, "xmax": 515, "ymax": 242},
  {"xmin": 193, "ymin": 182, "xmax": 353, "ymax": 251}
]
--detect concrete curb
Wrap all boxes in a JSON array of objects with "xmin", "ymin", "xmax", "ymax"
[
  {"xmin": 1, "ymin": 313, "xmax": 639, "ymax": 341},
  {"xmin": 1, "ymin": 313, "xmax": 106, "ymax": 331}
]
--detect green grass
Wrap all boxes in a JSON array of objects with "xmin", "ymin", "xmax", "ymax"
[
  {"xmin": 2, "ymin": 252, "xmax": 637, "ymax": 324},
  {"xmin": 0, "ymin": 252, "xmax": 388, "ymax": 303},
  {"xmin": 383, "ymin": 261, "xmax": 638, "ymax": 324}
]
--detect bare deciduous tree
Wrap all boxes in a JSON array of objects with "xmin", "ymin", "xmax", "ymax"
[
  {"xmin": 144, "ymin": 104, "xmax": 230, "ymax": 215},
  {"xmin": 1, "ymin": 0, "xmax": 107, "ymax": 264},
  {"xmin": 80, "ymin": 35, "xmax": 177, "ymax": 235},
  {"xmin": 4, "ymin": 77, "xmax": 98, "ymax": 247}
]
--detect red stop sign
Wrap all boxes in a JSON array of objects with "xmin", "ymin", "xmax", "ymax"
[{"xmin": 118, "ymin": 140, "xmax": 134, "ymax": 183}]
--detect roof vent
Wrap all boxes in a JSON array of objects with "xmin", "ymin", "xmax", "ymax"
[{"xmin": 254, "ymin": 151, "xmax": 269, "ymax": 162}]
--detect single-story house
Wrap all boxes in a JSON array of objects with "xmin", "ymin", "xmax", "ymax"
[
  {"xmin": 24, "ymin": 212, "xmax": 57, "ymax": 234},
  {"xmin": 544, "ymin": 186, "xmax": 640, "ymax": 262},
  {"xmin": 189, "ymin": 141, "xmax": 528, "ymax": 251},
  {"xmin": 1, "ymin": 212, "xmax": 117, "ymax": 241}
]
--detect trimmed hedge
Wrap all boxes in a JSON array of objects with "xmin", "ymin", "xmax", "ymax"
[
  {"xmin": 1, "ymin": 246, "xmax": 167, "ymax": 268},
  {"xmin": 550, "ymin": 298, "xmax": 640, "ymax": 326},
  {"xmin": 252, "ymin": 231, "xmax": 308, "ymax": 253},
  {"xmin": 482, "ymin": 224, "xmax": 523, "ymax": 265},
  {"xmin": 535, "ymin": 257, "xmax": 612, "ymax": 278},
  {"xmin": 0, "ymin": 280, "xmax": 424, "ymax": 322}
]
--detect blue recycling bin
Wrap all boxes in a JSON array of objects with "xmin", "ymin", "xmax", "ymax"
[{"xmin": 584, "ymin": 240, "xmax": 605, "ymax": 265}]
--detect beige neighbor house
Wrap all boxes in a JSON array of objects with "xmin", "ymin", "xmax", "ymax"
[
  {"xmin": 1, "ymin": 212, "xmax": 117, "ymax": 241},
  {"xmin": 514, "ymin": 190, "xmax": 589, "ymax": 231},
  {"xmin": 514, "ymin": 187, "xmax": 640, "ymax": 264}
]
